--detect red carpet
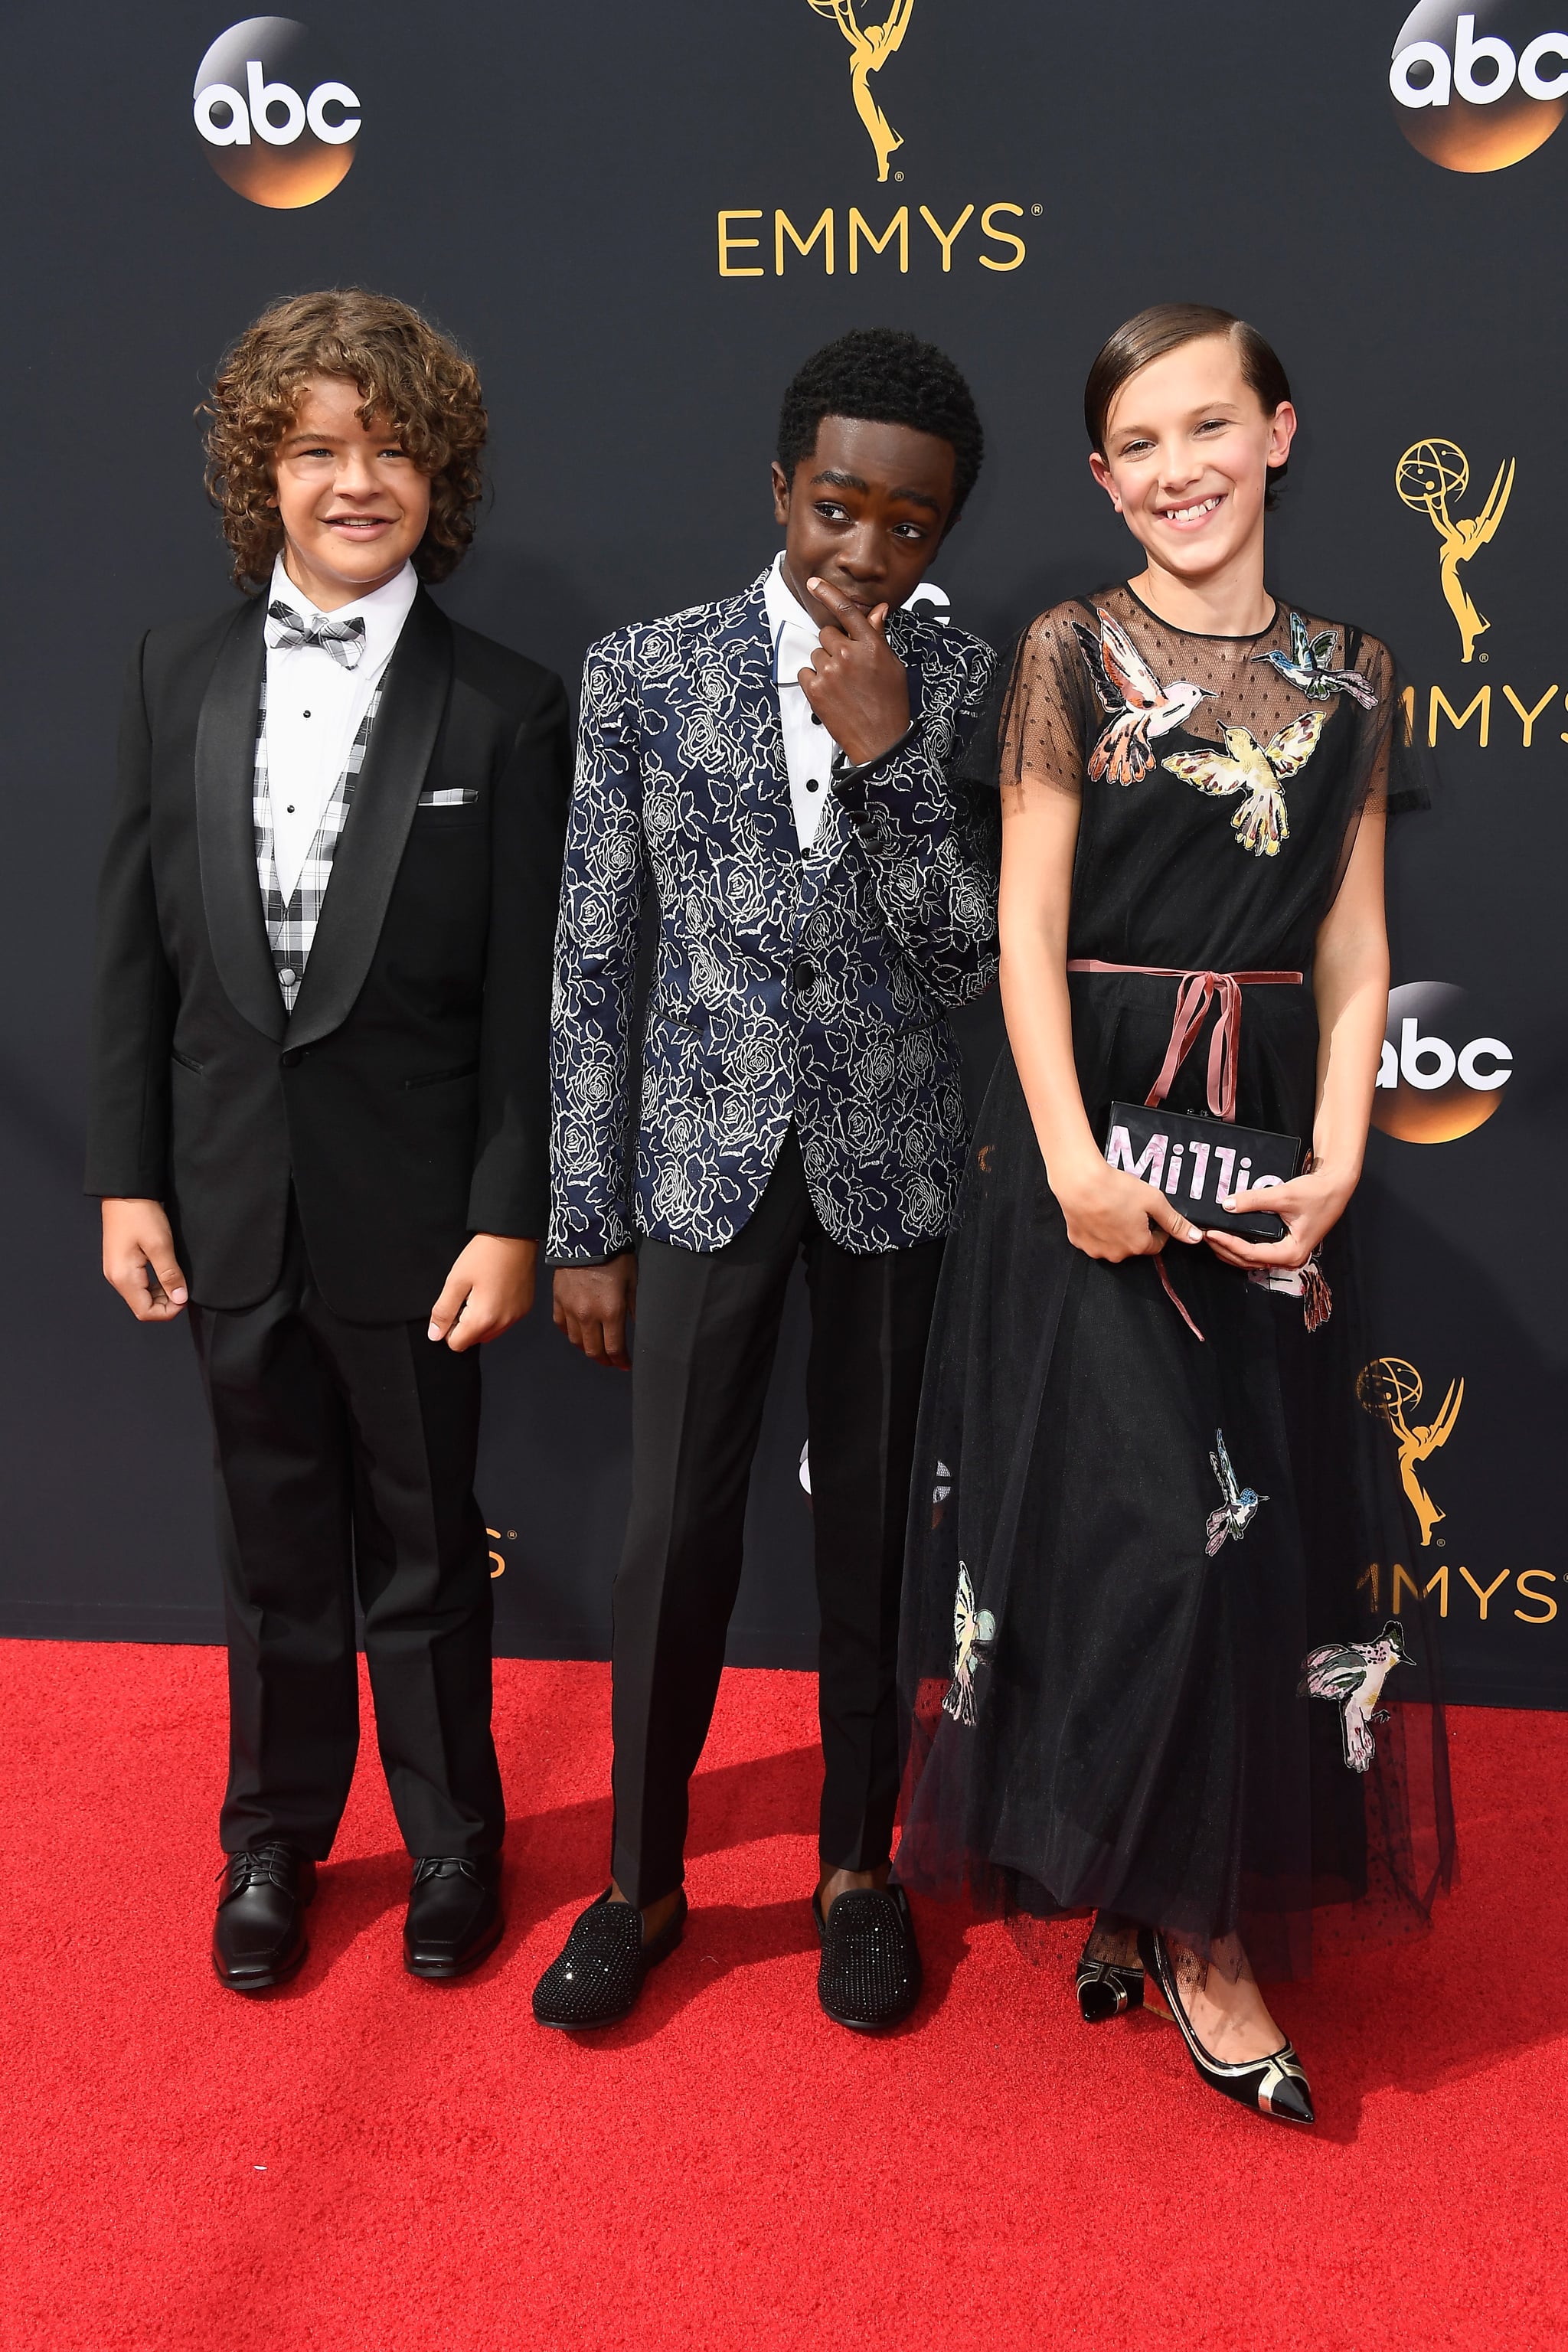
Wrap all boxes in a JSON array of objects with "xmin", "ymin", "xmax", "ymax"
[{"xmin": 4, "ymin": 1642, "xmax": 1563, "ymax": 2350}]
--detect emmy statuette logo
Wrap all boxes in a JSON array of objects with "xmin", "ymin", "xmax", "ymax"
[
  {"xmin": 1358, "ymin": 1357, "xmax": 1464, "ymax": 1548},
  {"xmin": 1390, "ymin": 4, "xmax": 1568, "ymax": 170},
  {"xmin": 717, "ymin": 0, "xmax": 1027, "ymax": 278},
  {"xmin": 1372, "ymin": 981, "xmax": 1512, "ymax": 1144},
  {"xmin": 1396, "ymin": 437, "xmax": 1514, "ymax": 664},
  {"xmin": 1392, "ymin": 434, "xmax": 1563, "ymax": 757},
  {"xmin": 808, "ymin": 0, "xmax": 915, "ymax": 181},
  {"xmin": 193, "ymin": 16, "xmax": 359, "ymax": 207}
]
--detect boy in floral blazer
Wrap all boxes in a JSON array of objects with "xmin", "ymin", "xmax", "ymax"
[{"xmin": 535, "ymin": 329, "xmax": 996, "ymax": 2034}]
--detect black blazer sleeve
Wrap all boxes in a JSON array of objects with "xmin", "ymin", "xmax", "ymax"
[
  {"xmin": 466, "ymin": 665, "xmax": 573, "ymax": 1238},
  {"xmin": 84, "ymin": 636, "xmax": 178, "ymax": 1198}
]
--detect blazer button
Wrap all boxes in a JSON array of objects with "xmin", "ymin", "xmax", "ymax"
[
  {"xmin": 792, "ymin": 957, "xmax": 818, "ymax": 995},
  {"xmin": 280, "ymin": 1048, "xmax": 301, "ymax": 1068}
]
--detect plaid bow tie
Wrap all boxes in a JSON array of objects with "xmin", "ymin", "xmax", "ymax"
[{"xmin": 266, "ymin": 599, "xmax": 367, "ymax": 669}]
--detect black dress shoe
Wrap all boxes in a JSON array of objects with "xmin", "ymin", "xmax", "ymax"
[
  {"xmin": 212, "ymin": 1844, "xmax": 315, "ymax": 1993},
  {"xmin": 403, "ymin": 1855, "xmax": 503, "ymax": 1980},
  {"xmin": 813, "ymin": 1883, "xmax": 922, "ymax": 2033},
  {"xmin": 532, "ymin": 1889, "xmax": 688, "ymax": 2030}
]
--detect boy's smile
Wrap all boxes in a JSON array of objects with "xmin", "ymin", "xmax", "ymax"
[
  {"xmin": 268, "ymin": 373, "xmax": 432, "ymax": 609},
  {"xmin": 771, "ymin": 415, "xmax": 956, "ymax": 632}
]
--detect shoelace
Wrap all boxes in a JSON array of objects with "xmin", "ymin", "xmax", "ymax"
[
  {"xmin": 216, "ymin": 1842, "xmax": 297, "ymax": 1890},
  {"xmin": 411, "ymin": 1856, "xmax": 487, "ymax": 1887}
]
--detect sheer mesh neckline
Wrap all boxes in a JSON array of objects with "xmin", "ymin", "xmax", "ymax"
[
  {"xmin": 985, "ymin": 584, "xmax": 1410, "ymax": 837},
  {"xmin": 1122, "ymin": 582, "xmax": 1281, "ymax": 644}
]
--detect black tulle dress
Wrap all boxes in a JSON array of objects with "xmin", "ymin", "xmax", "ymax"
[{"xmin": 894, "ymin": 587, "xmax": 1455, "ymax": 1981}]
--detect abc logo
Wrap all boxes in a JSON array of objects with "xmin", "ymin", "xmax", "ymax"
[
  {"xmin": 194, "ymin": 17, "xmax": 359, "ymax": 209},
  {"xmin": 1372, "ymin": 981, "xmax": 1512, "ymax": 1144},
  {"xmin": 905, "ymin": 582, "xmax": 952, "ymax": 626},
  {"xmin": 1390, "ymin": 3, "xmax": 1568, "ymax": 171}
]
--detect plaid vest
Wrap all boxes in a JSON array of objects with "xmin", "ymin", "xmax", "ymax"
[{"xmin": 252, "ymin": 676, "xmax": 384, "ymax": 1011}]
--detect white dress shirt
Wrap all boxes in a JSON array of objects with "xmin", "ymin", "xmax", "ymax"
[
  {"xmin": 764, "ymin": 553, "xmax": 846, "ymax": 853},
  {"xmin": 262, "ymin": 554, "xmax": 420, "ymax": 903}
]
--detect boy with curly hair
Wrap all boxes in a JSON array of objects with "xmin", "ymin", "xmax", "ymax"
[
  {"xmin": 87, "ymin": 289, "xmax": 570, "ymax": 1989},
  {"xmin": 535, "ymin": 328, "xmax": 997, "ymax": 2035}
]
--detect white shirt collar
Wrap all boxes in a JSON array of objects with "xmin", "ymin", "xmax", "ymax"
[
  {"xmin": 268, "ymin": 553, "xmax": 419, "ymax": 669},
  {"xmin": 763, "ymin": 552, "xmax": 824, "ymax": 683}
]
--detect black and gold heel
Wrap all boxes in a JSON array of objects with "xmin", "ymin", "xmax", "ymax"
[
  {"xmin": 1137, "ymin": 1929, "xmax": 1314, "ymax": 2125},
  {"xmin": 1075, "ymin": 1949, "xmax": 1145, "ymax": 2023}
]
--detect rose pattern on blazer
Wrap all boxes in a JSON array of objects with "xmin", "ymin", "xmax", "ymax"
[{"xmin": 549, "ymin": 570, "xmax": 998, "ymax": 1260}]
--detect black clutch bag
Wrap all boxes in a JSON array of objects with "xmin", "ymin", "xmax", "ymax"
[{"xmin": 1102, "ymin": 1103, "xmax": 1299, "ymax": 1241}]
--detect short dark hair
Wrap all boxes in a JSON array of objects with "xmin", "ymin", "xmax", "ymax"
[
  {"xmin": 776, "ymin": 327, "xmax": 984, "ymax": 526},
  {"xmin": 1084, "ymin": 303, "xmax": 1292, "ymax": 508}
]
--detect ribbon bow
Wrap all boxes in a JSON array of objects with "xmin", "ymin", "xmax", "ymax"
[
  {"xmin": 266, "ymin": 599, "xmax": 367, "ymax": 669},
  {"xmin": 1145, "ymin": 970, "xmax": 1246, "ymax": 1122}
]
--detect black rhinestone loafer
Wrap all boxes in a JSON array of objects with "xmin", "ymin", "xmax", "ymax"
[
  {"xmin": 532, "ymin": 1888, "xmax": 688, "ymax": 2030},
  {"xmin": 813, "ymin": 1883, "xmax": 923, "ymax": 2033},
  {"xmin": 212, "ymin": 1843, "xmax": 315, "ymax": 1993},
  {"xmin": 403, "ymin": 1854, "xmax": 503, "ymax": 1980}
]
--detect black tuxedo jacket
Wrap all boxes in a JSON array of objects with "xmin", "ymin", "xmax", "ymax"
[{"xmin": 86, "ymin": 587, "xmax": 571, "ymax": 1320}]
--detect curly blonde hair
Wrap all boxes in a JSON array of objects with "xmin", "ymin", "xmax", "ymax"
[{"xmin": 203, "ymin": 288, "xmax": 487, "ymax": 590}]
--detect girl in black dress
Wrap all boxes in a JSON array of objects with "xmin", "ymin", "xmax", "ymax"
[{"xmin": 895, "ymin": 305, "xmax": 1454, "ymax": 2126}]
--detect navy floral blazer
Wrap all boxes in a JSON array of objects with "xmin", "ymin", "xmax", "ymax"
[{"xmin": 548, "ymin": 569, "xmax": 998, "ymax": 1260}]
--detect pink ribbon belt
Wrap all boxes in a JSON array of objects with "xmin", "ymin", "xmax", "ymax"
[{"xmin": 1066, "ymin": 960, "xmax": 1303, "ymax": 1122}]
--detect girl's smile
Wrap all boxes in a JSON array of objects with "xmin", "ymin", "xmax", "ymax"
[{"xmin": 1087, "ymin": 329, "xmax": 1296, "ymax": 639}]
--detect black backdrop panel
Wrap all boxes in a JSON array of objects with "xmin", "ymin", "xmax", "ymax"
[{"xmin": 3, "ymin": 2, "xmax": 1565, "ymax": 1704}]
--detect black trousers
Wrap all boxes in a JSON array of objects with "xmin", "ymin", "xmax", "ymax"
[
  {"xmin": 609, "ymin": 1131, "xmax": 944, "ymax": 1906},
  {"xmin": 188, "ymin": 1210, "xmax": 504, "ymax": 1861}
]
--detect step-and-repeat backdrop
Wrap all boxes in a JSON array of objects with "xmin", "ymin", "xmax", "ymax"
[{"xmin": 4, "ymin": 0, "xmax": 1564, "ymax": 1704}]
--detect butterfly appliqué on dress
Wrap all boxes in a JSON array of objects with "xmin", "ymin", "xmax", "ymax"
[
  {"xmin": 1161, "ymin": 711, "xmax": 1325, "ymax": 858},
  {"xmin": 1297, "ymin": 1618, "xmax": 1411, "ymax": 1772},
  {"xmin": 942, "ymin": 1563, "xmax": 996, "ymax": 1726},
  {"xmin": 1253, "ymin": 612, "xmax": 1379, "ymax": 709},
  {"xmin": 1073, "ymin": 606, "xmax": 1211, "ymax": 786},
  {"xmin": 1205, "ymin": 1430, "xmax": 1266, "ymax": 1554}
]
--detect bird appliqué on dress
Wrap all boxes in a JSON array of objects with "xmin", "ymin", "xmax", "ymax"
[
  {"xmin": 1074, "ymin": 607, "xmax": 1211, "ymax": 786},
  {"xmin": 942, "ymin": 1563, "xmax": 996, "ymax": 1726},
  {"xmin": 1297, "ymin": 1619, "xmax": 1411, "ymax": 1772},
  {"xmin": 1253, "ymin": 612, "xmax": 1379, "ymax": 709},
  {"xmin": 1247, "ymin": 1248, "xmax": 1332, "ymax": 1331},
  {"xmin": 1162, "ymin": 711, "xmax": 1325, "ymax": 858},
  {"xmin": 1205, "ymin": 1430, "xmax": 1266, "ymax": 1554}
]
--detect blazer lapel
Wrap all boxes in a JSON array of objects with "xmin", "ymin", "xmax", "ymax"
[
  {"xmin": 284, "ymin": 589, "xmax": 452, "ymax": 1051},
  {"xmin": 886, "ymin": 606, "xmax": 929, "ymax": 732},
  {"xmin": 194, "ymin": 597, "xmax": 283, "ymax": 1043},
  {"xmin": 722, "ymin": 577, "xmax": 791, "ymax": 831}
]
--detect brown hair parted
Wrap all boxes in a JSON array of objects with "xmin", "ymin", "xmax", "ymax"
[
  {"xmin": 203, "ymin": 288, "xmax": 488, "ymax": 590},
  {"xmin": 1084, "ymin": 303, "xmax": 1292, "ymax": 504}
]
